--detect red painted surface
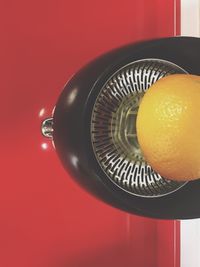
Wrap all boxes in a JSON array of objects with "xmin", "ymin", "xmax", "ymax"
[
  {"xmin": 157, "ymin": 220, "xmax": 180, "ymax": 267},
  {"xmin": 0, "ymin": 0, "xmax": 180, "ymax": 266},
  {"xmin": 176, "ymin": 0, "xmax": 181, "ymax": 35}
]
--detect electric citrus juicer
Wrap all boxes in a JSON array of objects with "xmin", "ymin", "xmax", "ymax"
[{"xmin": 41, "ymin": 36, "xmax": 200, "ymax": 219}]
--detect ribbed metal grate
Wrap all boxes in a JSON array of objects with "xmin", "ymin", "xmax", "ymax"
[{"xmin": 91, "ymin": 59, "xmax": 188, "ymax": 197}]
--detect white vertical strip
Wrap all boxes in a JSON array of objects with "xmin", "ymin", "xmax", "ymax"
[
  {"xmin": 181, "ymin": 1, "xmax": 200, "ymax": 267},
  {"xmin": 181, "ymin": 0, "xmax": 200, "ymax": 36},
  {"xmin": 181, "ymin": 219, "xmax": 200, "ymax": 267}
]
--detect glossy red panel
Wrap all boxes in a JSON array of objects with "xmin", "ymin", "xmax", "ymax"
[{"xmin": 0, "ymin": 0, "xmax": 180, "ymax": 266}]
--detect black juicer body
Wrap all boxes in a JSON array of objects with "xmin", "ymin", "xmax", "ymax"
[{"xmin": 53, "ymin": 37, "xmax": 200, "ymax": 219}]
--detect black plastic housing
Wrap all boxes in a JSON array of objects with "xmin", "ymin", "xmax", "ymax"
[{"xmin": 53, "ymin": 37, "xmax": 200, "ymax": 219}]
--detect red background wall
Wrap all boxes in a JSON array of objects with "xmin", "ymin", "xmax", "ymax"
[{"xmin": 0, "ymin": 0, "xmax": 179, "ymax": 266}]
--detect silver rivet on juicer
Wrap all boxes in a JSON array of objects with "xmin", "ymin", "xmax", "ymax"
[{"xmin": 41, "ymin": 118, "xmax": 53, "ymax": 138}]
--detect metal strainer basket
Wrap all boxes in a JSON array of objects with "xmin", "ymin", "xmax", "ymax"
[{"xmin": 91, "ymin": 59, "xmax": 188, "ymax": 197}]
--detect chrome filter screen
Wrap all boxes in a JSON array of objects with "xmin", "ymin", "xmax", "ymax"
[{"xmin": 91, "ymin": 59, "xmax": 188, "ymax": 197}]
